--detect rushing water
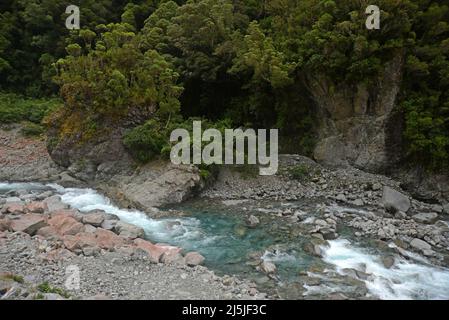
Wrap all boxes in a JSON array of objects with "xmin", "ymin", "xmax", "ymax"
[{"xmin": 2, "ymin": 182, "xmax": 449, "ymax": 300}]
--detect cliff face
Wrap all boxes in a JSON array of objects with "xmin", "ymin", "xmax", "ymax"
[{"xmin": 309, "ymin": 53, "xmax": 404, "ymax": 173}]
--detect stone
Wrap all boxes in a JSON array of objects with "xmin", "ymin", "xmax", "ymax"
[
  {"xmin": 84, "ymin": 294, "xmax": 112, "ymax": 300},
  {"xmin": 25, "ymin": 202, "xmax": 48, "ymax": 214},
  {"xmin": 372, "ymin": 183, "xmax": 382, "ymax": 191},
  {"xmin": 382, "ymin": 256, "xmax": 395, "ymax": 269},
  {"xmin": 5, "ymin": 197, "xmax": 22, "ymax": 203},
  {"xmin": 82, "ymin": 246, "xmax": 100, "ymax": 257},
  {"xmin": 303, "ymin": 242, "xmax": 323, "ymax": 257},
  {"xmin": 114, "ymin": 221, "xmax": 145, "ymax": 239},
  {"xmin": 431, "ymin": 204, "xmax": 443, "ymax": 213},
  {"xmin": 83, "ymin": 224, "xmax": 97, "ymax": 233},
  {"xmin": 48, "ymin": 214, "xmax": 84, "ymax": 236},
  {"xmin": 2, "ymin": 202, "xmax": 25, "ymax": 214},
  {"xmin": 336, "ymin": 194, "xmax": 347, "ymax": 202},
  {"xmin": 184, "ymin": 251, "xmax": 205, "ymax": 266},
  {"xmin": 10, "ymin": 214, "xmax": 47, "ymax": 235},
  {"xmin": 412, "ymin": 212, "xmax": 439, "ymax": 225},
  {"xmin": 95, "ymin": 228, "xmax": 125, "ymax": 251},
  {"xmin": 382, "ymin": 186, "xmax": 410, "ymax": 213},
  {"xmin": 260, "ymin": 260, "xmax": 277, "ymax": 274},
  {"xmin": 82, "ymin": 212, "xmax": 105, "ymax": 227},
  {"xmin": 42, "ymin": 293, "xmax": 66, "ymax": 300},
  {"xmin": 44, "ymin": 195, "xmax": 69, "ymax": 212},
  {"xmin": 0, "ymin": 218, "xmax": 11, "ymax": 232},
  {"xmin": 100, "ymin": 220, "xmax": 117, "ymax": 231},
  {"xmin": 353, "ymin": 199, "xmax": 364, "ymax": 206},
  {"xmin": 134, "ymin": 238, "xmax": 180, "ymax": 263},
  {"xmin": 245, "ymin": 215, "xmax": 260, "ymax": 228},
  {"xmin": 36, "ymin": 226, "xmax": 61, "ymax": 240},
  {"xmin": 410, "ymin": 238, "xmax": 432, "ymax": 251},
  {"xmin": 442, "ymin": 203, "xmax": 449, "ymax": 215},
  {"xmin": 160, "ymin": 250, "xmax": 184, "ymax": 264}
]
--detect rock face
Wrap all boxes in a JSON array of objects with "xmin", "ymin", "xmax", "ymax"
[
  {"xmin": 311, "ymin": 53, "xmax": 404, "ymax": 172},
  {"xmin": 382, "ymin": 186, "xmax": 410, "ymax": 213},
  {"xmin": 412, "ymin": 212, "xmax": 439, "ymax": 225}
]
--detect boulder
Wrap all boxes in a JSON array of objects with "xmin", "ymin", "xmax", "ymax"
[
  {"xmin": 36, "ymin": 226, "xmax": 61, "ymax": 240},
  {"xmin": 260, "ymin": 260, "xmax": 276, "ymax": 274},
  {"xmin": 184, "ymin": 252, "xmax": 205, "ymax": 266},
  {"xmin": 2, "ymin": 203, "xmax": 25, "ymax": 214},
  {"xmin": 133, "ymin": 238, "xmax": 178, "ymax": 263},
  {"xmin": 0, "ymin": 218, "xmax": 11, "ymax": 232},
  {"xmin": 412, "ymin": 212, "xmax": 439, "ymax": 225},
  {"xmin": 336, "ymin": 194, "xmax": 347, "ymax": 202},
  {"xmin": 245, "ymin": 215, "xmax": 260, "ymax": 228},
  {"xmin": 382, "ymin": 186, "xmax": 410, "ymax": 213},
  {"xmin": 410, "ymin": 238, "xmax": 432, "ymax": 251},
  {"xmin": 160, "ymin": 250, "xmax": 185, "ymax": 264},
  {"xmin": 43, "ymin": 195, "xmax": 69, "ymax": 212},
  {"xmin": 443, "ymin": 203, "xmax": 449, "ymax": 215},
  {"xmin": 25, "ymin": 202, "xmax": 48, "ymax": 214},
  {"xmin": 114, "ymin": 221, "xmax": 145, "ymax": 239},
  {"xmin": 10, "ymin": 214, "xmax": 47, "ymax": 235},
  {"xmin": 382, "ymin": 256, "xmax": 395, "ymax": 269},
  {"xmin": 48, "ymin": 214, "xmax": 84, "ymax": 236},
  {"xmin": 82, "ymin": 212, "xmax": 105, "ymax": 227},
  {"xmin": 100, "ymin": 219, "xmax": 117, "ymax": 231},
  {"xmin": 94, "ymin": 228, "xmax": 125, "ymax": 251}
]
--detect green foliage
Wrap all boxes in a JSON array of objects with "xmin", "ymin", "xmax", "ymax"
[
  {"xmin": 0, "ymin": 92, "xmax": 62, "ymax": 124},
  {"xmin": 37, "ymin": 282, "xmax": 71, "ymax": 298},
  {"xmin": 21, "ymin": 122, "xmax": 45, "ymax": 136},
  {"xmin": 1, "ymin": 273, "xmax": 24, "ymax": 284},
  {"xmin": 288, "ymin": 164, "xmax": 311, "ymax": 181}
]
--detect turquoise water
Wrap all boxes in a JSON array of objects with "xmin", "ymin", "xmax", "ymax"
[{"xmin": 3, "ymin": 182, "xmax": 449, "ymax": 299}]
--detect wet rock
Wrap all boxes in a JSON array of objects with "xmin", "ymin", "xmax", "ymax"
[
  {"xmin": 382, "ymin": 186, "xmax": 410, "ymax": 213},
  {"xmin": 303, "ymin": 242, "xmax": 323, "ymax": 258},
  {"xmin": 245, "ymin": 215, "xmax": 260, "ymax": 228},
  {"xmin": 43, "ymin": 195, "xmax": 69, "ymax": 212},
  {"xmin": 412, "ymin": 212, "xmax": 439, "ymax": 225},
  {"xmin": 185, "ymin": 252, "xmax": 205, "ymax": 266},
  {"xmin": 134, "ymin": 238, "xmax": 170, "ymax": 263},
  {"xmin": 410, "ymin": 238, "xmax": 432, "ymax": 251},
  {"xmin": 82, "ymin": 212, "xmax": 105, "ymax": 227},
  {"xmin": 100, "ymin": 219, "xmax": 117, "ymax": 231},
  {"xmin": 260, "ymin": 261, "xmax": 276, "ymax": 274},
  {"xmin": 113, "ymin": 221, "xmax": 144, "ymax": 239},
  {"xmin": 382, "ymin": 256, "xmax": 395, "ymax": 269},
  {"xmin": 10, "ymin": 214, "xmax": 47, "ymax": 235},
  {"xmin": 328, "ymin": 293, "xmax": 349, "ymax": 300}
]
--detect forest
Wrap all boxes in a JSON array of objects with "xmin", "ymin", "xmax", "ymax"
[{"xmin": 1, "ymin": 0, "xmax": 448, "ymax": 170}]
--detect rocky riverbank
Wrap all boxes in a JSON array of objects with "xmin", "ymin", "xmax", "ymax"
[{"xmin": 0, "ymin": 187, "xmax": 265, "ymax": 300}]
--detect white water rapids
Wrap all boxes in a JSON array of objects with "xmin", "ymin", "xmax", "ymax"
[{"xmin": 2, "ymin": 182, "xmax": 449, "ymax": 299}]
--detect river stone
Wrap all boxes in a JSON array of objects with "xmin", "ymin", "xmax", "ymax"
[
  {"xmin": 410, "ymin": 238, "xmax": 432, "ymax": 251},
  {"xmin": 412, "ymin": 212, "xmax": 438, "ymax": 224},
  {"xmin": 382, "ymin": 186, "xmax": 410, "ymax": 213},
  {"xmin": 185, "ymin": 252, "xmax": 205, "ymax": 266},
  {"xmin": 10, "ymin": 214, "xmax": 47, "ymax": 235},
  {"xmin": 82, "ymin": 212, "xmax": 105, "ymax": 227},
  {"xmin": 382, "ymin": 256, "xmax": 395, "ymax": 269},
  {"xmin": 114, "ymin": 221, "xmax": 144, "ymax": 239},
  {"xmin": 246, "ymin": 215, "xmax": 260, "ymax": 228},
  {"xmin": 44, "ymin": 195, "xmax": 69, "ymax": 212},
  {"xmin": 260, "ymin": 261, "xmax": 276, "ymax": 274},
  {"xmin": 443, "ymin": 203, "xmax": 449, "ymax": 215},
  {"xmin": 336, "ymin": 194, "xmax": 347, "ymax": 202}
]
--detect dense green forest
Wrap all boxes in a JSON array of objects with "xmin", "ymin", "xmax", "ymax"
[{"xmin": 1, "ymin": 0, "xmax": 448, "ymax": 169}]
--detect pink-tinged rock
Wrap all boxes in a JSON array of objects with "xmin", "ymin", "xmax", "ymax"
[
  {"xmin": 48, "ymin": 214, "xmax": 84, "ymax": 236},
  {"xmin": 10, "ymin": 214, "xmax": 48, "ymax": 235},
  {"xmin": 25, "ymin": 201, "xmax": 48, "ymax": 214},
  {"xmin": 50, "ymin": 209, "xmax": 83, "ymax": 222},
  {"xmin": 184, "ymin": 252, "xmax": 205, "ymax": 266},
  {"xmin": 0, "ymin": 218, "xmax": 11, "ymax": 232},
  {"xmin": 2, "ymin": 203, "xmax": 25, "ymax": 214},
  {"xmin": 36, "ymin": 226, "xmax": 61, "ymax": 240},
  {"xmin": 160, "ymin": 249, "xmax": 184, "ymax": 264},
  {"xmin": 94, "ymin": 228, "xmax": 125, "ymax": 251},
  {"xmin": 133, "ymin": 238, "xmax": 180, "ymax": 263},
  {"xmin": 63, "ymin": 232, "xmax": 98, "ymax": 251}
]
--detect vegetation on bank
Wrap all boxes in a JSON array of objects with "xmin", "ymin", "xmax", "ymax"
[{"xmin": 0, "ymin": 0, "xmax": 448, "ymax": 169}]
